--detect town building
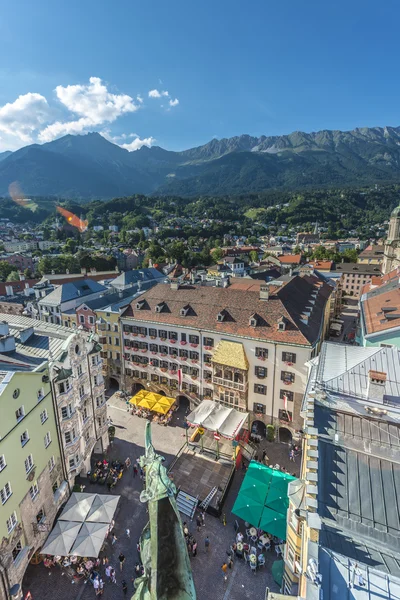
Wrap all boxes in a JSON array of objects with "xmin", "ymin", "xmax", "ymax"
[
  {"xmin": 383, "ymin": 204, "xmax": 400, "ymax": 274},
  {"xmin": 120, "ymin": 275, "xmax": 333, "ymax": 441},
  {"xmin": 357, "ymin": 266, "xmax": 400, "ymax": 347},
  {"xmin": 283, "ymin": 342, "xmax": 400, "ymax": 598},
  {"xmin": 306, "ymin": 260, "xmax": 333, "ymax": 273},
  {"xmin": 357, "ymin": 244, "xmax": 385, "ymax": 266},
  {"xmin": 277, "ymin": 254, "xmax": 302, "ymax": 273},
  {"xmin": 1, "ymin": 254, "xmax": 35, "ymax": 272},
  {"xmin": 295, "ymin": 232, "xmax": 320, "ymax": 246},
  {"xmin": 334, "ymin": 262, "xmax": 381, "ymax": 297},
  {"xmin": 3, "ymin": 242, "xmax": 38, "ymax": 253},
  {"xmin": 0, "ymin": 354, "xmax": 66, "ymax": 599},
  {"xmin": 37, "ymin": 279, "xmax": 107, "ymax": 325},
  {"xmin": 110, "ymin": 268, "xmax": 166, "ymax": 292},
  {"xmin": 219, "ymin": 245, "xmax": 260, "ymax": 257},
  {"xmin": 0, "ymin": 315, "xmax": 108, "ymax": 489}
]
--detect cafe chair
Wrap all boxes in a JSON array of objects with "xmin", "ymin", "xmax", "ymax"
[{"xmin": 258, "ymin": 555, "xmax": 266, "ymax": 568}]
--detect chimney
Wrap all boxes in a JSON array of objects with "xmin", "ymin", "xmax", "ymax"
[
  {"xmin": 367, "ymin": 370, "xmax": 386, "ymax": 403},
  {"xmin": 5, "ymin": 285, "xmax": 13, "ymax": 297},
  {"xmin": 0, "ymin": 335, "xmax": 16, "ymax": 353},
  {"xmin": 19, "ymin": 327, "xmax": 34, "ymax": 343},
  {"xmin": 170, "ymin": 282, "xmax": 179, "ymax": 291},
  {"xmin": 260, "ymin": 284, "xmax": 269, "ymax": 301},
  {"xmin": 19, "ymin": 272, "xmax": 25, "ymax": 281}
]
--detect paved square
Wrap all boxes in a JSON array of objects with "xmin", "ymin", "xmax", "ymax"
[{"xmin": 23, "ymin": 396, "xmax": 295, "ymax": 599}]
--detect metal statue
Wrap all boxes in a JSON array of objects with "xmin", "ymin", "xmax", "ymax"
[{"xmin": 133, "ymin": 422, "xmax": 197, "ymax": 600}]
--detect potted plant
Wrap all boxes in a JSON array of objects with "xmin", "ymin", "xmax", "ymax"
[
  {"xmin": 180, "ymin": 341, "xmax": 187, "ymax": 345},
  {"xmin": 190, "ymin": 343, "xmax": 198, "ymax": 348},
  {"xmin": 170, "ymin": 339, "xmax": 177, "ymax": 344}
]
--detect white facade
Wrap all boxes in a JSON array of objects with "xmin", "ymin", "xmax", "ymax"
[
  {"xmin": 49, "ymin": 331, "xmax": 108, "ymax": 484},
  {"xmin": 121, "ymin": 318, "xmax": 314, "ymax": 435}
]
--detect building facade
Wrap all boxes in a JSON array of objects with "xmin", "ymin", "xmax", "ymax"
[
  {"xmin": 283, "ymin": 343, "xmax": 400, "ymax": 598},
  {"xmin": 334, "ymin": 262, "xmax": 382, "ymax": 297},
  {"xmin": 120, "ymin": 277, "xmax": 332, "ymax": 441},
  {"xmin": 0, "ymin": 368, "xmax": 67, "ymax": 600},
  {"xmin": 383, "ymin": 205, "xmax": 400, "ymax": 274}
]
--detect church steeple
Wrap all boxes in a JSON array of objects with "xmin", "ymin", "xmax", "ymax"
[{"xmin": 387, "ymin": 205, "xmax": 400, "ymax": 242}]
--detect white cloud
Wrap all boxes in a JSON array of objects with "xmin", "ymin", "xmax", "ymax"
[
  {"xmin": 136, "ymin": 95, "xmax": 143, "ymax": 104},
  {"xmin": 169, "ymin": 98, "xmax": 179, "ymax": 107},
  {"xmin": 101, "ymin": 130, "xmax": 155, "ymax": 152},
  {"xmin": 39, "ymin": 77, "xmax": 138, "ymax": 142},
  {"xmin": 148, "ymin": 89, "xmax": 162, "ymax": 98},
  {"xmin": 121, "ymin": 136, "xmax": 155, "ymax": 152},
  {"xmin": 0, "ymin": 92, "xmax": 51, "ymax": 150}
]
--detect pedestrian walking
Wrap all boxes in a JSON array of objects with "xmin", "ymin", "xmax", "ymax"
[
  {"xmin": 201, "ymin": 511, "xmax": 206, "ymax": 527},
  {"xmin": 105, "ymin": 565, "xmax": 111, "ymax": 582},
  {"xmin": 192, "ymin": 540, "xmax": 197, "ymax": 557},
  {"xmin": 119, "ymin": 552, "xmax": 126, "ymax": 571},
  {"xmin": 110, "ymin": 568, "xmax": 117, "ymax": 584},
  {"xmin": 136, "ymin": 542, "xmax": 141, "ymax": 554},
  {"xmin": 111, "ymin": 533, "xmax": 117, "ymax": 545},
  {"xmin": 196, "ymin": 515, "xmax": 202, "ymax": 532},
  {"xmin": 125, "ymin": 457, "xmax": 131, "ymax": 469},
  {"xmin": 102, "ymin": 557, "xmax": 108, "ymax": 567},
  {"xmin": 139, "ymin": 467, "xmax": 144, "ymax": 479},
  {"xmin": 93, "ymin": 577, "xmax": 100, "ymax": 596},
  {"xmin": 221, "ymin": 563, "xmax": 228, "ymax": 581},
  {"xmin": 126, "ymin": 528, "xmax": 130, "ymax": 538},
  {"xmin": 122, "ymin": 580, "xmax": 128, "ymax": 595},
  {"xmin": 133, "ymin": 464, "xmax": 138, "ymax": 478},
  {"xmin": 134, "ymin": 562, "xmax": 141, "ymax": 578},
  {"xmin": 228, "ymin": 556, "xmax": 233, "ymax": 569},
  {"xmin": 204, "ymin": 536, "xmax": 210, "ymax": 553},
  {"xmin": 98, "ymin": 579, "xmax": 104, "ymax": 595},
  {"xmin": 289, "ymin": 449, "xmax": 295, "ymax": 462}
]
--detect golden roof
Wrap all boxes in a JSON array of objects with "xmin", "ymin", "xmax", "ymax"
[{"xmin": 211, "ymin": 340, "xmax": 249, "ymax": 370}]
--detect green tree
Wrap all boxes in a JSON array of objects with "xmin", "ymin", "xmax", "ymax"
[
  {"xmin": 0, "ymin": 261, "xmax": 14, "ymax": 281},
  {"xmin": 6, "ymin": 271, "xmax": 20, "ymax": 281},
  {"xmin": 211, "ymin": 247, "xmax": 223, "ymax": 262},
  {"xmin": 249, "ymin": 250, "xmax": 259, "ymax": 263}
]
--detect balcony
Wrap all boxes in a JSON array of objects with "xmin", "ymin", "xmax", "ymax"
[
  {"xmin": 212, "ymin": 376, "xmax": 246, "ymax": 392},
  {"xmin": 57, "ymin": 387, "xmax": 74, "ymax": 404},
  {"xmin": 65, "ymin": 437, "xmax": 81, "ymax": 454}
]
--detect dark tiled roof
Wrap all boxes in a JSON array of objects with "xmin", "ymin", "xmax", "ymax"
[
  {"xmin": 335, "ymin": 263, "xmax": 382, "ymax": 275},
  {"xmin": 121, "ymin": 275, "xmax": 332, "ymax": 346}
]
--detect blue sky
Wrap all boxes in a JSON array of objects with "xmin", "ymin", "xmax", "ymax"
[{"xmin": 0, "ymin": 0, "xmax": 399, "ymax": 152}]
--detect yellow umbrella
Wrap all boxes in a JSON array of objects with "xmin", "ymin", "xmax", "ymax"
[
  {"xmin": 152, "ymin": 402, "xmax": 170, "ymax": 414},
  {"xmin": 129, "ymin": 390, "xmax": 148, "ymax": 405},
  {"xmin": 138, "ymin": 397, "xmax": 157, "ymax": 410}
]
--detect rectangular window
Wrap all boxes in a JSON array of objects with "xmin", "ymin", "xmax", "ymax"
[
  {"xmin": 254, "ymin": 384, "xmax": 267, "ymax": 395},
  {"xmin": 91, "ymin": 355, "xmax": 99, "ymax": 366},
  {"xmin": 94, "ymin": 375, "xmax": 98, "ymax": 386},
  {"xmin": 253, "ymin": 403, "xmax": 266, "ymax": 414},
  {"xmin": 280, "ymin": 390, "xmax": 294, "ymax": 402},
  {"xmin": 58, "ymin": 380, "xmax": 71, "ymax": 394},
  {"xmin": 36, "ymin": 508, "xmax": 45, "ymax": 524},
  {"xmin": 181, "ymin": 332, "xmax": 187, "ymax": 342},
  {"xmin": 96, "ymin": 395, "xmax": 104, "ymax": 408},
  {"xmin": 278, "ymin": 409, "xmax": 292, "ymax": 422},
  {"xmin": 0, "ymin": 455, "xmax": 6, "ymax": 472},
  {"xmin": 79, "ymin": 385, "xmax": 85, "ymax": 399},
  {"xmin": 281, "ymin": 371, "xmax": 295, "ymax": 384},
  {"xmin": 159, "ymin": 345, "xmax": 168, "ymax": 355},
  {"xmin": 29, "ymin": 483, "xmax": 39, "ymax": 500},
  {"xmin": 44, "ymin": 432, "xmax": 51, "ymax": 448},
  {"xmin": 139, "ymin": 327, "xmax": 147, "ymax": 336},
  {"xmin": 24, "ymin": 454, "xmax": 34, "ymax": 474},
  {"xmin": 158, "ymin": 330, "xmax": 167, "ymax": 339},
  {"xmin": 179, "ymin": 349, "xmax": 188, "ymax": 358},
  {"xmin": 40, "ymin": 409, "xmax": 48, "ymax": 424},
  {"xmin": 69, "ymin": 457, "xmax": 75, "ymax": 469},
  {"xmin": 168, "ymin": 331, "xmax": 178, "ymax": 340},
  {"xmin": 189, "ymin": 335, "xmax": 199, "ymax": 345},
  {"xmin": 0, "ymin": 482, "xmax": 12, "ymax": 504},
  {"xmin": 255, "ymin": 347, "xmax": 268, "ymax": 359},
  {"xmin": 77, "ymin": 365, "xmax": 83, "ymax": 377},
  {"xmin": 255, "ymin": 366, "xmax": 267, "ymax": 378},
  {"xmin": 108, "ymin": 336, "xmax": 112, "ymax": 345},
  {"xmin": 48, "ymin": 456, "xmax": 56, "ymax": 471},
  {"xmin": 20, "ymin": 430, "xmax": 29, "ymax": 446},
  {"xmin": 6, "ymin": 512, "xmax": 17, "ymax": 534},
  {"xmin": 113, "ymin": 324, "xmax": 118, "ymax": 332},
  {"xmin": 115, "ymin": 338, "xmax": 120, "ymax": 346},
  {"xmin": 203, "ymin": 337, "xmax": 214, "ymax": 348},
  {"xmin": 282, "ymin": 352, "xmax": 296, "ymax": 364},
  {"xmin": 149, "ymin": 328, "xmax": 157, "ymax": 337},
  {"xmin": 151, "ymin": 374, "xmax": 159, "ymax": 383},
  {"xmin": 16, "ymin": 406, "xmax": 25, "ymax": 422},
  {"xmin": 204, "ymin": 354, "xmax": 212, "ymax": 364},
  {"xmin": 12, "ymin": 541, "xmax": 22, "ymax": 562},
  {"xmin": 79, "ymin": 315, "xmax": 85, "ymax": 324}
]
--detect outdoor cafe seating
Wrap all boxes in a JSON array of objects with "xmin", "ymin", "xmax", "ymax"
[{"xmin": 129, "ymin": 391, "xmax": 176, "ymax": 425}]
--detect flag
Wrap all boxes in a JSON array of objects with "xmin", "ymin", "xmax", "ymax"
[
  {"xmin": 283, "ymin": 394, "xmax": 292, "ymax": 421},
  {"xmin": 178, "ymin": 369, "xmax": 182, "ymax": 391}
]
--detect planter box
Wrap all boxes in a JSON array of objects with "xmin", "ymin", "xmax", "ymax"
[{"xmin": 180, "ymin": 341, "xmax": 187, "ymax": 345}]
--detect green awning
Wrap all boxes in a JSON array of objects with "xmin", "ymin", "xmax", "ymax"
[
  {"xmin": 246, "ymin": 461, "xmax": 274, "ymax": 485},
  {"xmin": 265, "ymin": 485, "xmax": 289, "ymax": 512},
  {"xmin": 259, "ymin": 506, "xmax": 286, "ymax": 540},
  {"xmin": 271, "ymin": 559, "xmax": 284, "ymax": 586},
  {"xmin": 240, "ymin": 479, "xmax": 270, "ymax": 505},
  {"xmin": 231, "ymin": 495, "xmax": 264, "ymax": 528}
]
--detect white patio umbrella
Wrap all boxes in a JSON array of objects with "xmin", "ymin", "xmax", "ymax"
[
  {"xmin": 41, "ymin": 521, "xmax": 82, "ymax": 556},
  {"xmin": 85, "ymin": 494, "xmax": 120, "ymax": 524},
  {"xmin": 69, "ymin": 522, "xmax": 110, "ymax": 558},
  {"xmin": 58, "ymin": 493, "xmax": 96, "ymax": 522}
]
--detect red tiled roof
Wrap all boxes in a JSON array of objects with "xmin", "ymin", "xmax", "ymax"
[
  {"xmin": 121, "ymin": 275, "xmax": 332, "ymax": 346},
  {"xmin": 278, "ymin": 254, "xmax": 302, "ymax": 264},
  {"xmin": 0, "ymin": 279, "xmax": 40, "ymax": 296},
  {"xmin": 308, "ymin": 260, "xmax": 333, "ymax": 271},
  {"xmin": 363, "ymin": 287, "xmax": 400, "ymax": 334}
]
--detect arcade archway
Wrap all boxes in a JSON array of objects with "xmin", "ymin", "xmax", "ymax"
[
  {"xmin": 251, "ymin": 420, "xmax": 267, "ymax": 438},
  {"xmin": 279, "ymin": 427, "xmax": 292, "ymax": 444}
]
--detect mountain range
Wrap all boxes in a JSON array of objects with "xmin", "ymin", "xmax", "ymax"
[{"xmin": 2, "ymin": 126, "xmax": 400, "ymax": 199}]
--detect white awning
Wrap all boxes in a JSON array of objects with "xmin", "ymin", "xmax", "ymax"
[
  {"xmin": 187, "ymin": 400, "xmax": 248, "ymax": 439},
  {"xmin": 69, "ymin": 522, "xmax": 110, "ymax": 558},
  {"xmin": 41, "ymin": 521, "xmax": 82, "ymax": 556},
  {"xmin": 86, "ymin": 495, "xmax": 120, "ymax": 523},
  {"xmin": 58, "ymin": 493, "xmax": 96, "ymax": 522}
]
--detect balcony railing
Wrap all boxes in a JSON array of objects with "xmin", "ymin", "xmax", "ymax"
[{"xmin": 212, "ymin": 376, "xmax": 246, "ymax": 392}]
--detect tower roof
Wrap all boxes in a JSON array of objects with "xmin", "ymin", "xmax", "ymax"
[{"xmin": 391, "ymin": 205, "xmax": 400, "ymax": 217}]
